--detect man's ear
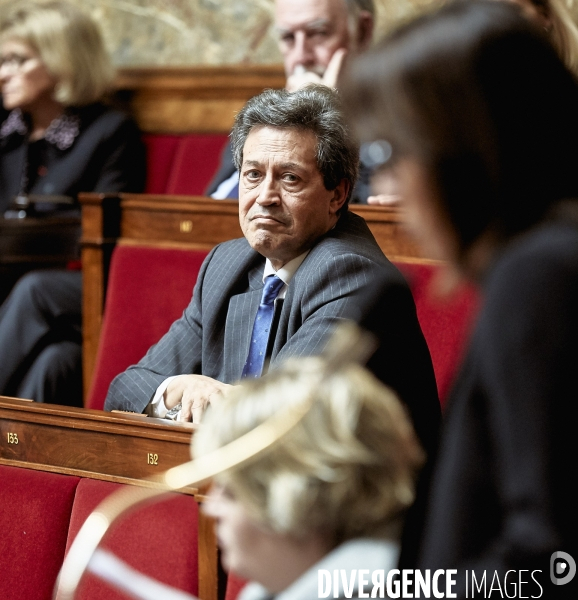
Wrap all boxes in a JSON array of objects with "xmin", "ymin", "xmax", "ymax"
[
  {"xmin": 330, "ymin": 179, "xmax": 350, "ymax": 214},
  {"xmin": 356, "ymin": 11, "xmax": 374, "ymax": 52}
]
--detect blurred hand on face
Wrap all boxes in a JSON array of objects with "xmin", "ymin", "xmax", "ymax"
[{"xmin": 285, "ymin": 48, "xmax": 347, "ymax": 92}]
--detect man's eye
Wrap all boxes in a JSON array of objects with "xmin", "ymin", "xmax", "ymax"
[
  {"xmin": 283, "ymin": 173, "xmax": 298, "ymax": 183},
  {"xmin": 307, "ymin": 29, "xmax": 329, "ymax": 39},
  {"xmin": 279, "ymin": 33, "xmax": 294, "ymax": 45},
  {"xmin": 246, "ymin": 170, "xmax": 260, "ymax": 179}
]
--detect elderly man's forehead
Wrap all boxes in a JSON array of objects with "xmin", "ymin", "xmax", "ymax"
[{"xmin": 275, "ymin": 0, "xmax": 350, "ymax": 29}]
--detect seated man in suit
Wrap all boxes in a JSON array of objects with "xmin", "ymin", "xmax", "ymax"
[
  {"xmin": 207, "ymin": 0, "xmax": 393, "ymax": 205},
  {"xmin": 105, "ymin": 85, "xmax": 439, "ymax": 457}
]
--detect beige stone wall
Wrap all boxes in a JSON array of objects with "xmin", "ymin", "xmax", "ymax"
[
  {"xmin": 0, "ymin": 0, "xmax": 435, "ymax": 66},
  {"xmin": 1, "ymin": 0, "xmax": 577, "ymax": 67}
]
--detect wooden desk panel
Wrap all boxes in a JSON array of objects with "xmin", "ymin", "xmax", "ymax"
[
  {"xmin": 114, "ymin": 65, "xmax": 286, "ymax": 134},
  {"xmin": 0, "ymin": 396, "xmax": 195, "ymax": 493},
  {"xmin": 119, "ymin": 195, "xmax": 243, "ymax": 248}
]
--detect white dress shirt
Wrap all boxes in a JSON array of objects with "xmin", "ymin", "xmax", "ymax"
[{"xmin": 210, "ymin": 171, "xmax": 239, "ymax": 200}]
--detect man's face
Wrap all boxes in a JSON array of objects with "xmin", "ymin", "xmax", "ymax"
[
  {"xmin": 275, "ymin": 0, "xmax": 352, "ymax": 78},
  {"xmin": 239, "ymin": 125, "xmax": 347, "ymax": 269}
]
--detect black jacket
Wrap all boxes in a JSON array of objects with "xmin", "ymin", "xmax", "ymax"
[
  {"xmin": 0, "ymin": 103, "xmax": 145, "ymax": 212},
  {"xmin": 416, "ymin": 219, "xmax": 578, "ymax": 598}
]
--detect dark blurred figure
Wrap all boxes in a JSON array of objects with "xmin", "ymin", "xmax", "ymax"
[
  {"xmin": 508, "ymin": 0, "xmax": 578, "ymax": 73},
  {"xmin": 366, "ymin": 0, "xmax": 578, "ymax": 207},
  {"xmin": 344, "ymin": 1, "xmax": 578, "ymax": 596},
  {"xmin": 0, "ymin": 1, "xmax": 145, "ymax": 406}
]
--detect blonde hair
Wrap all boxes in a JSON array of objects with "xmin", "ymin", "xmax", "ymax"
[
  {"xmin": 0, "ymin": 1, "xmax": 114, "ymax": 106},
  {"xmin": 546, "ymin": 0, "xmax": 578, "ymax": 74},
  {"xmin": 193, "ymin": 358, "xmax": 424, "ymax": 546}
]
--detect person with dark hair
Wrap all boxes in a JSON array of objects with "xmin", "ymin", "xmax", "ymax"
[
  {"xmin": 0, "ymin": 0, "xmax": 145, "ymax": 407},
  {"xmin": 105, "ymin": 85, "xmax": 440, "ymax": 460},
  {"xmin": 343, "ymin": 0, "xmax": 578, "ymax": 595}
]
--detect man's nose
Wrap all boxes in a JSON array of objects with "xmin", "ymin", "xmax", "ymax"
[
  {"xmin": 0, "ymin": 64, "xmax": 11, "ymax": 82},
  {"xmin": 256, "ymin": 174, "xmax": 281, "ymax": 205},
  {"xmin": 292, "ymin": 31, "xmax": 316, "ymax": 69}
]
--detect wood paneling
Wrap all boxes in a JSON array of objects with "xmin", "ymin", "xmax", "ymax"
[
  {"xmin": 0, "ymin": 396, "xmax": 195, "ymax": 492},
  {"xmin": 114, "ymin": 65, "xmax": 286, "ymax": 134}
]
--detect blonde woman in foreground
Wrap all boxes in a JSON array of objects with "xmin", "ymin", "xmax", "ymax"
[{"xmin": 193, "ymin": 357, "xmax": 424, "ymax": 600}]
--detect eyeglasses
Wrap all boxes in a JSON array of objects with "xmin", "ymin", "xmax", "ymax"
[{"xmin": 0, "ymin": 53, "xmax": 35, "ymax": 72}]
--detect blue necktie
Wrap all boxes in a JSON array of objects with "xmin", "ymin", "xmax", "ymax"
[{"xmin": 242, "ymin": 275, "xmax": 285, "ymax": 378}]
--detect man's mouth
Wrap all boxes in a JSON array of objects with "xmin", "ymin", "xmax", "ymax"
[{"xmin": 251, "ymin": 214, "xmax": 286, "ymax": 225}]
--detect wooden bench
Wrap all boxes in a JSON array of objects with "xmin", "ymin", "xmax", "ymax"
[{"xmin": 0, "ymin": 396, "xmax": 222, "ymax": 600}]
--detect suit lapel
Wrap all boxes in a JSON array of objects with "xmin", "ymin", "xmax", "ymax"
[{"xmin": 223, "ymin": 261, "xmax": 264, "ymax": 381}]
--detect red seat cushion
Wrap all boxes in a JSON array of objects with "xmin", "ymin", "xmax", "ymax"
[
  {"xmin": 395, "ymin": 262, "xmax": 480, "ymax": 405},
  {"xmin": 143, "ymin": 134, "xmax": 182, "ymax": 194},
  {"xmin": 0, "ymin": 465, "xmax": 80, "ymax": 600},
  {"xmin": 65, "ymin": 479, "xmax": 199, "ymax": 599},
  {"xmin": 226, "ymin": 573, "xmax": 248, "ymax": 600},
  {"xmin": 166, "ymin": 134, "xmax": 229, "ymax": 195},
  {"xmin": 87, "ymin": 245, "xmax": 209, "ymax": 410}
]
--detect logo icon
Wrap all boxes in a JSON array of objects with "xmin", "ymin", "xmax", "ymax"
[{"xmin": 550, "ymin": 551, "xmax": 576, "ymax": 586}]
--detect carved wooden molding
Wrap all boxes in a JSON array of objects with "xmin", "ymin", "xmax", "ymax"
[{"xmin": 114, "ymin": 65, "xmax": 286, "ymax": 133}]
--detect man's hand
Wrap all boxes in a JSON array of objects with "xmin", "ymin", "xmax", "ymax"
[
  {"xmin": 367, "ymin": 193, "xmax": 401, "ymax": 206},
  {"xmin": 285, "ymin": 48, "xmax": 347, "ymax": 92},
  {"xmin": 368, "ymin": 170, "xmax": 401, "ymax": 206},
  {"xmin": 164, "ymin": 375, "xmax": 233, "ymax": 423}
]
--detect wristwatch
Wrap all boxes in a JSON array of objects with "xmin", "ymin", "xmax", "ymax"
[{"xmin": 165, "ymin": 402, "xmax": 182, "ymax": 420}]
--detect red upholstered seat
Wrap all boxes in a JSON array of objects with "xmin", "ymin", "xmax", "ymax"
[
  {"xmin": 0, "ymin": 465, "xmax": 80, "ymax": 600},
  {"xmin": 165, "ymin": 134, "xmax": 229, "ymax": 195},
  {"xmin": 143, "ymin": 134, "xmax": 182, "ymax": 194},
  {"xmin": 64, "ymin": 478, "xmax": 199, "ymax": 599},
  {"xmin": 225, "ymin": 573, "xmax": 248, "ymax": 600},
  {"xmin": 87, "ymin": 245, "xmax": 209, "ymax": 410},
  {"xmin": 395, "ymin": 261, "xmax": 480, "ymax": 405}
]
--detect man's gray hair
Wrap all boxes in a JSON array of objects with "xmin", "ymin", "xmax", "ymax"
[{"xmin": 231, "ymin": 85, "xmax": 359, "ymax": 207}]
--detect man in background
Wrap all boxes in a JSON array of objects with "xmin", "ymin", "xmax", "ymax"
[{"xmin": 207, "ymin": 0, "xmax": 385, "ymax": 204}]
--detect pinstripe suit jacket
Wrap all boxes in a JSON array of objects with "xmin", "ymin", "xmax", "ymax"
[{"xmin": 104, "ymin": 211, "xmax": 440, "ymax": 453}]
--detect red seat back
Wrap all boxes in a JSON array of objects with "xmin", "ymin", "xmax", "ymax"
[
  {"xmin": 0, "ymin": 465, "xmax": 80, "ymax": 600},
  {"xmin": 143, "ymin": 134, "xmax": 182, "ymax": 193},
  {"xmin": 166, "ymin": 134, "xmax": 229, "ymax": 195},
  {"xmin": 65, "ymin": 479, "xmax": 199, "ymax": 599},
  {"xmin": 395, "ymin": 262, "xmax": 480, "ymax": 405},
  {"xmin": 226, "ymin": 573, "xmax": 248, "ymax": 600},
  {"xmin": 87, "ymin": 245, "xmax": 209, "ymax": 410}
]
